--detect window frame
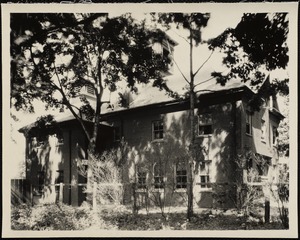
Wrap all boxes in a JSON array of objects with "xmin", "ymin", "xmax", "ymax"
[
  {"xmin": 198, "ymin": 160, "xmax": 212, "ymax": 190},
  {"xmin": 261, "ymin": 119, "xmax": 267, "ymax": 142},
  {"xmin": 175, "ymin": 163, "xmax": 187, "ymax": 189},
  {"xmin": 245, "ymin": 111, "xmax": 252, "ymax": 136},
  {"xmin": 152, "ymin": 120, "xmax": 164, "ymax": 141},
  {"xmin": 86, "ymin": 84, "xmax": 95, "ymax": 95},
  {"xmin": 137, "ymin": 170, "xmax": 147, "ymax": 189},
  {"xmin": 113, "ymin": 126, "xmax": 121, "ymax": 142},
  {"xmin": 153, "ymin": 163, "xmax": 164, "ymax": 189},
  {"xmin": 271, "ymin": 125, "xmax": 278, "ymax": 146},
  {"xmin": 198, "ymin": 113, "xmax": 213, "ymax": 136}
]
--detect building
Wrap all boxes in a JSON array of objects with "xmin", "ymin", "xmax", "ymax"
[{"xmin": 18, "ymin": 74, "xmax": 284, "ymax": 208}]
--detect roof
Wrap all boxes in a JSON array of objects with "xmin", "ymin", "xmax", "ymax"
[
  {"xmin": 19, "ymin": 75, "xmax": 273, "ymax": 132},
  {"xmin": 100, "ymin": 77, "xmax": 254, "ymax": 116}
]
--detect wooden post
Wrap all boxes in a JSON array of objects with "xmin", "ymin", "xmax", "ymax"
[
  {"xmin": 92, "ymin": 182, "xmax": 97, "ymax": 211},
  {"xmin": 59, "ymin": 183, "xmax": 63, "ymax": 203},
  {"xmin": 265, "ymin": 196, "xmax": 270, "ymax": 223}
]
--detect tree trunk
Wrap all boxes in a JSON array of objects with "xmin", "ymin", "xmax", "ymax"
[{"xmin": 187, "ymin": 28, "xmax": 195, "ymax": 221}]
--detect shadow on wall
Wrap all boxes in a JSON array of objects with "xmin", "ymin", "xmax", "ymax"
[
  {"xmin": 27, "ymin": 133, "xmax": 67, "ymax": 204},
  {"xmin": 122, "ymin": 110, "xmax": 191, "ymax": 207}
]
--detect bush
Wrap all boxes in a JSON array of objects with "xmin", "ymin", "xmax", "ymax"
[{"xmin": 11, "ymin": 202, "xmax": 109, "ymax": 230}]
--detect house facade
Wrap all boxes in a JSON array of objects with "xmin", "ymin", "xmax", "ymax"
[{"xmin": 19, "ymin": 77, "xmax": 284, "ymax": 208}]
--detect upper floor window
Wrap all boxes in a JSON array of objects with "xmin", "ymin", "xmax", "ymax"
[
  {"xmin": 152, "ymin": 39, "xmax": 175, "ymax": 74},
  {"xmin": 246, "ymin": 112, "xmax": 252, "ymax": 135},
  {"xmin": 113, "ymin": 126, "xmax": 121, "ymax": 142},
  {"xmin": 198, "ymin": 113, "xmax": 213, "ymax": 135},
  {"xmin": 272, "ymin": 126, "xmax": 278, "ymax": 146},
  {"xmin": 86, "ymin": 84, "xmax": 95, "ymax": 95},
  {"xmin": 152, "ymin": 120, "xmax": 164, "ymax": 140},
  {"xmin": 261, "ymin": 119, "xmax": 267, "ymax": 142}
]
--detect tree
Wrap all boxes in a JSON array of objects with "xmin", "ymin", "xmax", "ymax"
[
  {"xmin": 208, "ymin": 13, "xmax": 289, "ymax": 110},
  {"xmin": 153, "ymin": 12, "xmax": 289, "ymax": 220},
  {"xmin": 11, "ymin": 13, "xmax": 175, "ymax": 154},
  {"xmin": 277, "ymin": 96, "xmax": 289, "ymax": 157},
  {"xmin": 154, "ymin": 13, "xmax": 210, "ymax": 220}
]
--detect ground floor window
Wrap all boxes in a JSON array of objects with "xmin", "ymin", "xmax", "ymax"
[
  {"xmin": 153, "ymin": 163, "xmax": 164, "ymax": 189},
  {"xmin": 199, "ymin": 160, "xmax": 212, "ymax": 189},
  {"xmin": 37, "ymin": 170, "xmax": 45, "ymax": 194},
  {"xmin": 176, "ymin": 163, "xmax": 187, "ymax": 189},
  {"xmin": 137, "ymin": 170, "xmax": 147, "ymax": 189}
]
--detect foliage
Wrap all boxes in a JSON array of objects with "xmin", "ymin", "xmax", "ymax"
[
  {"xmin": 214, "ymin": 152, "xmax": 264, "ymax": 217},
  {"xmin": 11, "ymin": 203, "xmax": 285, "ymax": 231},
  {"xmin": 101, "ymin": 207, "xmax": 284, "ymax": 230},
  {"xmin": 131, "ymin": 140, "xmax": 190, "ymax": 218},
  {"xmin": 11, "ymin": 13, "xmax": 175, "ymax": 152},
  {"xmin": 152, "ymin": 12, "xmax": 212, "ymax": 220},
  {"xmin": 11, "ymin": 202, "xmax": 110, "ymax": 230},
  {"xmin": 277, "ymin": 96, "xmax": 289, "ymax": 157},
  {"xmin": 270, "ymin": 164, "xmax": 289, "ymax": 228},
  {"xmin": 82, "ymin": 140, "xmax": 128, "ymax": 205},
  {"xmin": 208, "ymin": 13, "xmax": 289, "ymax": 100}
]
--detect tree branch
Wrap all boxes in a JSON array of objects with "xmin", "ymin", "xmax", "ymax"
[
  {"xmin": 53, "ymin": 62, "xmax": 91, "ymax": 141},
  {"xmin": 193, "ymin": 50, "xmax": 214, "ymax": 78},
  {"xmin": 165, "ymin": 41, "xmax": 190, "ymax": 85},
  {"xmin": 194, "ymin": 76, "xmax": 216, "ymax": 88},
  {"xmin": 169, "ymin": 28, "xmax": 189, "ymax": 44}
]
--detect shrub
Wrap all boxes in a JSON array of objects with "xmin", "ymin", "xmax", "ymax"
[
  {"xmin": 11, "ymin": 204, "xmax": 32, "ymax": 230},
  {"xmin": 11, "ymin": 202, "xmax": 110, "ymax": 230},
  {"xmin": 270, "ymin": 164, "xmax": 289, "ymax": 228}
]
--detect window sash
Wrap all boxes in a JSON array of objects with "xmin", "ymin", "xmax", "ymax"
[
  {"xmin": 261, "ymin": 119, "xmax": 266, "ymax": 141},
  {"xmin": 200, "ymin": 175, "xmax": 211, "ymax": 188},
  {"xmin": 137, "ymin": 172, "xmax": 147, "ymax": 188},
  {"xmin": 176, "ymin": 169, "xmax": 187, "ymax": 188},
  {"xmin": 152, "ymin": 120, "xmax": 164, "ymax": 140},
  {"xmin": 198, "ymin": 113, "xmax": 213, "ymax": 135},
  {"xmin": 246, "ymin": 112, "xmax": 252, "ymax": 135}
]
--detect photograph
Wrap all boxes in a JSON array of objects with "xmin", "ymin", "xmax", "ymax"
[{"xmin": 2, "ymin": 2, "xmax": 298, "ymax": 238}]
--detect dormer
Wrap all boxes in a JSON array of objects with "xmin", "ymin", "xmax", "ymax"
[{"xmin": 151, "ymin": 32, "xmax": 178, "ymax": 76}]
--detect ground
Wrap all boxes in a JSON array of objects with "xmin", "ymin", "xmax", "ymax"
[{"xmin": 11, "ymin": 202, "xmax": 286, "ymax": 231}]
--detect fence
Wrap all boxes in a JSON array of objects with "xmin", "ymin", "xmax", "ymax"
[{"xmin": 11, "ymin": 180, "xmax": 123, "ymax": 209}]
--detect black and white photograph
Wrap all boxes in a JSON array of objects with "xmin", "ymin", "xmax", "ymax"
[{"xmin": 2, "ymin": 2, "xmax": 298, "ymax": 238}]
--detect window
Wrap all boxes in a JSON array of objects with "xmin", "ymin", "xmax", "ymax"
[
  {"xmin": 199, "ymin": 161, "xmax": 212, "ymax": 189},
  {"xmin": 137, "ymin": 171, "xmax": 147, "ymax": 189},
  {"xmin": 246, "ymin": 112, "xmax": 252, "ymax": 135},
  {"xmin": 152, "ymin": 120, "xmax": 164, "ymax": 140},
  {"xmin": 198, "ymin": 113, "xmax": 213, "ymax": 135},
  {"xmin": 55, "ymin": 170, "xmax": 64, "ymax": 184},
  {"xmin": 113, "ymin": 126, "xmax": 121, "ymax": 142},
  {"xmin": 152, "ymin": 40, "xmax": 174, "ymax": 73},
  {"xmin": 272, "ymin": 126, "xmax": 278, "ymax": 146},
  {"xmin": 37, "ymin": 171, "xmax": 45, "ymax": 194},
  {"xmin": 261, "ymin": 119, "xmax": 266, "ymax": 141},
  {"xmin": 86, "ymin": 84, "xmax": 95, "ymax": 95},
  {"xmin": 153, "ymin": 163, "xmax": 164, "ymax": 189},
  {"xmin": 176, "ymin": 163, "xmax": 187, "ymax": 189}
]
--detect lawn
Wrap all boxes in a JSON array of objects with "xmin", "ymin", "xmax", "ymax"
[{"xmin": 11, "ymin": 202, "xmax": 286, "ymax": 231}]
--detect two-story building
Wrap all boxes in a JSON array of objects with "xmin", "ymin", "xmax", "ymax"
[{"xmin": 19, "ymin": 74, "xmax": 284, "ymax": 208}]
